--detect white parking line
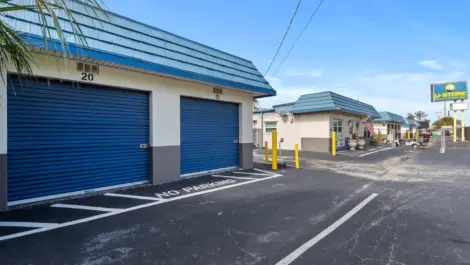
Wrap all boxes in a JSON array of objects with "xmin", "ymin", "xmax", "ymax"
[
  {"xmin": 0, "ymin": 173, "xmax": 282, "ymax": 242},
  {"xmin": 51, "ymin": 204, "xmax": 121, "ymax": 212},
  {"xmin": 0, "ymin": 222, "xmax": 59, "ymax": 228},
  {"xmin": 253, "ymin": 168, "xmax": 281, "ymax": 176},
  {"xmin": 104, "ymin": 193, "xmax": 164, "ymax": 201},
  {"xmin": 275, "ymin": 193, "xmax": 378, "ymax": 265},
  {"xmin": 358, "ymin": 147, "xmax": 394, "ymax": 157},
  {"xmin": 213, "ymin": 175, "xmax": 256, "ymax": 180},
  {"xmin": 233, "ymin": 171, "xmax": 271, "ymax": 176}
]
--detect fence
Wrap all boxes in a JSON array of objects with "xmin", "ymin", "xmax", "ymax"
[
  {"xmin": 253, "ymin": 129, "xmax": 263, "ymax": 148},
  {"xmin": 456, "ymin": 127, "xmax": 470, "ymax": 141}
]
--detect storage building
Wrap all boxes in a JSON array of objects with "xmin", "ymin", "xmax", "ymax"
[{"xmin": 0, "ymin": 0, "xmax": 275, "ymax": 210}]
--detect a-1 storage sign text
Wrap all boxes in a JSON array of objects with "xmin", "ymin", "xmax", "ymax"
[{"xmin": 431, "ymin": 81, "xmax": 468, "ymax": 102}]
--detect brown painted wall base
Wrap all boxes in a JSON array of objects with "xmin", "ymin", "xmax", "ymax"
[
  {"xmin": 0, "ymin": 154, "xmax": 6, "ymax": 211},
  {"xmin": 301, "ymin": 138, "xmax": 331, "ymax": 153},
  {"xmin": 150, "ymin": 146, "xmax": 180, "ymax": 185},
  {"xmin": 239, "ymin": 143, "xmax": 253, "ymax": 170}
]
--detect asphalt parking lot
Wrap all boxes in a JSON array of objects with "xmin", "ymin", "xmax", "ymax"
[
  {"xmin": 1, "ymin": 143, "xmax": 470, "ymax": 265},
  {"xmin": 0, "ymin": 168, "xmax": 280, "ymax": 241}
]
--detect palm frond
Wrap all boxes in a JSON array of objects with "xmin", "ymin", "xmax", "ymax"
[{"xmin": 0, "ymin": 0, "xmax": 107, "ymax": 79}]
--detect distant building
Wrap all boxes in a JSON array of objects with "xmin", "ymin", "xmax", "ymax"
[
  {"xmin": 401, "ymin": 119, "xmax": 422, "ymax": 135},
  {"xmin": 253, "ymin": 91, "xmax": 379, "ymax": 152},
  {"xmin": 372, "ymin": 111, "xmax": 406, "ymax": 137}
]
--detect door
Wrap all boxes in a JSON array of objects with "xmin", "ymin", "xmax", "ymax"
[
  {"xmin": 332, "ymin": 120, "xmax": 345, "ymax": 150},
  {"xmin": 7, "ymin": 75, "xmax": 150, "ymax": 204},
  {"xmin": 180, "ymin": 97, "xmax": 239, "ymax": 176}
]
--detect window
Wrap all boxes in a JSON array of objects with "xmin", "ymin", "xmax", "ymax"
[
  {"xmin": 265, "ymin": 121, "xmax": 277, "ymax": 133},
  {"xmin": 364, "ymin": 130, "xmax": 371, "ymax": 138},
  {"xmin": 333, "ymin": 120, "xmax": 342, "ymax": 133}
]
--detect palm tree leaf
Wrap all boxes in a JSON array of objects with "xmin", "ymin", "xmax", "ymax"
[
  {"xmin": 0, "ymin": 5, "xmax": 35, "ymax": 12},
  {"xmin": 0, "ymin": 0, "xmax": 107, "ymax": 79}
]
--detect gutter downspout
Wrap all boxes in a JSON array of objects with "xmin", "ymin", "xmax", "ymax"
[{"xmin": 261, "ymin": 110, "xmax": 264, "ymax": 146}]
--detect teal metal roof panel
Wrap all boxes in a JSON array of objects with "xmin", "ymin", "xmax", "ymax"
[
  {"xmin": 253, "ymin": 108, "xmax": 276, "ymax": 114},
  {"xmin": 374, "ymin": 111, "xmax": 405, "ymax": 124},
  {"xmin": 272, "ymin": 102, "xmax": 295, "ymax": 108},
  {"xmin": 273, "ymin": 102, "xmax": 295, "ymax": 114},
  {"xmin": 290, "ymin": 91, "xmax": 380, "ymax": 118},
  {"xmin": 2, "ymin": 0, "xmax": 275, "ymax": 96}
]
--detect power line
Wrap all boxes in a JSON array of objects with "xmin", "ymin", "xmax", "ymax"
[
  {"xmin": 272, "ymin": 0, "xmax": 326, "ymax": 77},
  {"xmin": 264, "ymin": 0, "xmax": 303, "ymax": 76}
]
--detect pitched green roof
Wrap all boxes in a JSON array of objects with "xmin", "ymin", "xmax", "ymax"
[
  {"xmin": 403, "ymin": 119, "xmax": 421, "ymax": 128},
  {"xmin": 374, "ymin": 111, "xmax": 405, "ymax": 124},
  {"xmin": 289, "ymin": 91, "xmax": 380, "ymax": 118}
]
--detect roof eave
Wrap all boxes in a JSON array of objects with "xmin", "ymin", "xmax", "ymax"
[{"xmin": 23, "ymin": 33, "xmax": 277, "ymax": 97}]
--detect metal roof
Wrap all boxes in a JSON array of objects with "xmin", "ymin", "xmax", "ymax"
[
  {"xmin": 253, "ymin": 109, "xmax": 276, "ymax": 114},
  {"xmin": 289, "ymin": 91, "xmax": 380, "ymax": 118},
  {"xmin": 272, "ymin": 102, "xmax": 295, "ymax": 108},
  {"xmin": 374, "ymin": 111, "xmax": 405, "ymax": 124},
  {"xmin": 3, "ymin": 0, "xmax": 275, "ymax": 96},
  {"xmin": 403, "ymin": 119, "xmax": 421, "ymax": 128}
]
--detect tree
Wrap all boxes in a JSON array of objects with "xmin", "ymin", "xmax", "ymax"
[
  {"xmin": 406, "ymin": 113, "xmax": 415, "ymax": 120},
  {"xmin": 414, "ymin": 111, "xmax": 428, "ymax": 122},
  {"xmin": 432, "ymin": 117, "xmax": 461, "ymax": 129},
  {"xmin": 0, "ymin": 0, "xmax": 106, "ymax": 77},
  {"xmin": 253, "ymin": 98, "xmax": 260, "ymax": 111}
]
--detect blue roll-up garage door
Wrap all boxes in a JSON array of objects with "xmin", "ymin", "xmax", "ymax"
[
  {"xmin": 180, "ymin": 97, "xmax": 239, "ymax": 176},
  {"xmin": 7, "ymin": 75, "xmax": 150, "ymax": 203}
]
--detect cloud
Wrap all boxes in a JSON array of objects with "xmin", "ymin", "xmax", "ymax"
[
  {"xmin": 418, "ymin": 60, "xmax": 443, "ymax": 70},
  {"xmin": 284, "ymin": 69, "xmax": 323, "ymax": 77}
]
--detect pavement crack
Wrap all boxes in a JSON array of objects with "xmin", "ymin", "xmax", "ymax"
[{"xmin": 224, "ymin": 228, "xmax": 263, "ymax": 265}]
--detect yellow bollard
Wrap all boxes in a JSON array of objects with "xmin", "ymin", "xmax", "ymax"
[
  {"xmin": 272, "ymin": 130, "xmax": 277, "ymax": 170},
  {"xmin": 462, "ymin": 110, "xmax": 465, "ymax": 142},
  {"xmin": 332, "ymin": 131, "xmax": 336, "ymax": 156},
  {"xmin": 454, "ymin": 110, "xmax": 457, "ymax": 142},
  {"xmin": 264, "ymin": 141, "xmax": 268, "ymax": 164},
  {"xmin": 295, "ymin": 144, "xmax": 300, "ymax": 169}
]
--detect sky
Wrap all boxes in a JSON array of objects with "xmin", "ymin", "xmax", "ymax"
[{"xmin": 103, "ymin": 0, "xmax": 470, "ymax": 124}]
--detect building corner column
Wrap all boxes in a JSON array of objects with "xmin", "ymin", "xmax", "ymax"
[
  {"xmin": 149, "ymin": 90, "xmax": 181, "ymax": 185},
  {"xmin": 239, "ymin": 100, "xmax": 254, "ymax": 170},
  {"xmin": 150, "ymin": 145, "xmax": 180, "ymax": 185},
  {"xmin": 239, "ymin": 143, "xmax": 253, "ymax": 170},
  {"xmin": 0, "ymin": 155, "xmax": 6, "ymax": 211},
  {"xmin": 0, "ymin": 68, "xmax": 7, "ymax": 211}
]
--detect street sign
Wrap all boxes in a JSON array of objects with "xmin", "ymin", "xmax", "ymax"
[
  {"xmin": 431, "ymin": 81, "xmax": 468, "ymax": 102},
  {"xmin": 451, "ymin": 101, "xmax": 468, "ymax": 111}
]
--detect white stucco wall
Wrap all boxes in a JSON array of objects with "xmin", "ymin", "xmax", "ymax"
[
  {"xmin": 253, "ymin": 112, "xmax": 331, "ymax": 151},
  {"xmin": 253, "ymin": 111, "xmax": 372, "ymax": 152},
  {"xmin": 373, "ymin": 122, "xmax": 402, "ymax": 136},
  {"xmin": 1, "ymin": 53, "xmax": 255, "ymax": 152},
  {"xmin": 329, "ymin": 112, "xmax": 366, "ymax": 138},
  {"xmin": 297, "ymin": 113, "xmax": 330, "ymax": 139}
]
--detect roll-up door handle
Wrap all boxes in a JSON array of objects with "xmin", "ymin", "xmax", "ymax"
[
  {"xmin": 140, "ymin": 144, "xmax": 149, "ymax": 148},
  {"xmin": 233, "ymin": 140, "xmax": 239, "ymax": 143}
]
